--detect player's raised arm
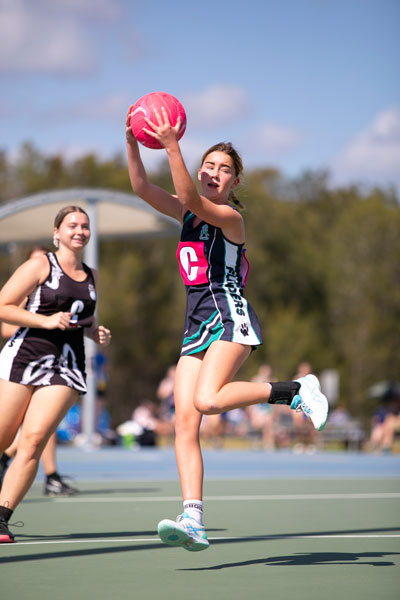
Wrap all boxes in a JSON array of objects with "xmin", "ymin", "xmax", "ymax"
[
  {"xmin": 143, "ymin": 109, "xmax": 245, "ymax": 243},
  {"xmin": 126, "ymin": 107, "xmax": 183, "ymax": 222}
]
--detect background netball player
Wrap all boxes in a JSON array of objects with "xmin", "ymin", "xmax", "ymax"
[
  {"xmin": 0, "ymin": 246, "xmax": 79, "ymax": 498},
  {"xmin": 126, "ymin": 106, "xmax": 328, "ymax": 551},
  {"xmin": 0, "ymin": 206, "xmax": 111, "ymax": 543}
]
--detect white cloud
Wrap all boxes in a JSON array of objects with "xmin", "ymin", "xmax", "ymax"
[
  {"xmin": 182, "ymin": 84, "xmax": 250, "ymax": 128},
  {"xmin": 0, "ymin": 0, "xmax": 94, "ymax": 74},
  {"xmin": 239, "ymin": 123, "xmax": 303, "ymax": 166},
  {"xmin": 253, "ymin": 123, "xmax": 303, "ymax": 156},
  {"xmin": 333, "ymin": 107, "xmax": 400, "ymax": 181},
  {"xmin": 67, "ymin": 93, "xmax": 133, "ymax": 120},
  {"xmin": 49, "ymin": 0, "xmax": 123, "ymax": 20},
  {"xmin": 0, "ymin": 0, "xmax": 139, "ymax": 75}
]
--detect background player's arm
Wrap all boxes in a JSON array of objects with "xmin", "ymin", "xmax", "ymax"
[
  {"xmin": 86, "ymin": 322, "xmax": 111, "ymax": 346},
  {"xmin": 1, "ymin": 298, "xmax": 28, "ymax": 339},
  {"xmin": 84, "ymin": 269, "xmax": 111, "ymax": 346},
  {"xmin": 0, "ymin": 257, "xmax": 71, "ymax": 331}
]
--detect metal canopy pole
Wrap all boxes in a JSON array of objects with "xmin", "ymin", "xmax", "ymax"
[{"xmin": 82, "ymin": 197, "xmax": 98, "ymax": 449}]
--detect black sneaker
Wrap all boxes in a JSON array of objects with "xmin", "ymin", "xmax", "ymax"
[
  {"xmin": 44, "ymin": 474, "xmax": 79, "ymax": 497},
  {"xmin": 0, "ymin": 516, "xmax": 14, "ymax": 543}
]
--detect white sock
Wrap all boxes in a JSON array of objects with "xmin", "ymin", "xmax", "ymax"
[{"xmin": 183, "ymin": 500, "xmax": 203, "ymax": 525}]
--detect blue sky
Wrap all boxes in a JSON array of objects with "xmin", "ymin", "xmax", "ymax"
[{"xmin": 1, "ymin": 0, "xmax": 399, "ymax": 192}]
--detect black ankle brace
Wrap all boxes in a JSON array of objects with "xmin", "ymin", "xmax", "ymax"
[
  {"xmin": 0, "ymin": 506, "xmax": 13, "ymax": 522},
  {"xmin": 268, "ymin": 381, "xmax": 301, "ymax": 405}
]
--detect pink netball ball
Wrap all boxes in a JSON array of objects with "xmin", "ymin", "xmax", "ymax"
[{"xmin": 130, "ymin": 92, "xmax": 187, "ymax": 149}]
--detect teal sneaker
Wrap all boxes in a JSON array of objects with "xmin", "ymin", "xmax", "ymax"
[
  {"xmin": 158, "ymin": 512, "xmax": 209, "ymax": 552},
  {"xmin": 291, "ymin": 374, "xmax": 329, "ymax": 431}
]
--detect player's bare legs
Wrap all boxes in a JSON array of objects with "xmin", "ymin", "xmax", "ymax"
[
  {"xmin": 193, "ymin": 341, "xmax": 265, "ymax": 415},
  {"xmin": 174, "ymin": 353, "xmax": 204, "ymax": 501},
  {"xmin": 0, "ymin": 386, "xmax": 77, "ymax": 509}
]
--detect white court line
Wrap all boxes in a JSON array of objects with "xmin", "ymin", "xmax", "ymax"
[
  {"xmin": 6, "ymin": 534, "xmax": 400, "ymax": 547},
  {"xmin": 53, "ymin": 492, "xmax": 400, "ymax": 503}
]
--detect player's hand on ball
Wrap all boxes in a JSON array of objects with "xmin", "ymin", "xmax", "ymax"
[
  {"xmin": 143, "ymin": 107, "xmax": 182, "ymax": 148},
  {"xmin": 126, "ymin": 106, "xmax": 137, "ymax": 144}
]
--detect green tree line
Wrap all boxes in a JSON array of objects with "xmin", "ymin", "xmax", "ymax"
[{"xmin": 1, "ymin": 143, "xmax": 399, "ymax": 427}]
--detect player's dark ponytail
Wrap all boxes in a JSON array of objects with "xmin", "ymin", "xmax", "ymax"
[{"xmin": 228, "ymin": 190, "xmax": 245, "ymax": 211}]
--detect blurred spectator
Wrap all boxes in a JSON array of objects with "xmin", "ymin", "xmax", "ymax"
[
  {"xmin": 117, "ymin": 400, "xmax": 174, "ymax": 448},
  {"xmin": 323, "ymin": 403, "xmax": 364, "ymax": 450},
  {"xmin": 328, "ymin": 403, "xmax": 352, "ymax": 426},
  {"xmin": 246, "ymin": 364, "xmax": 276, "ymax": 449},
  {"xmin": 220, "ymin": 408, "xmax": 249, "ymax": 438},
  {"xmin": 367, "ymin": 384, "xmax": 400, "ymax": 453},
  {"xmin": 58, "ymin": 396, "xmax": 117, "ymax": 447},
  {"xmin": 95, "ymin": 352, "xmax": 109, "ymax": 394},
  {"xmin": 200, "ymin": 414, "xmax": 225, "ymax": 448},
  {"xmin": 96, "ymin": 392, "xmax": 118, "ymax": 446},
  {"xmin": 379, "ymin": 413, "xmax": 400, "ymax": 452},
  {"xmin": 296, "ymin": 362, "xmax": 313, "ymax": 378},
  {"xmin": 57, "ymin": 404, "xmax": 82, "ymax": 444},
  {"xmin": 157, "ymin": 365, "xmax": 176, "ymax": 423},
  {"xmin": 291, "ymin": 362, "xmax": 318, "ymax": 453}
]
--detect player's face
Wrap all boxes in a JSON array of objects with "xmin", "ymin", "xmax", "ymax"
[
  {"xmin": 198, "ymin": 151, "xmax": 239, "ymax": 202},
  {"xmin": 54, "ymin": 212, "xmax": 91, "ymax": 250}
]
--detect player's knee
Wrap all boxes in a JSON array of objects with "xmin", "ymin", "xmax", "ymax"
[
  {"xmin": 174, "ymin": 412, "xmax": 198, "ymax": 438},
  {"xmin": 193, "ymin": 393, "xmax": 218, "ymax": 415},
  {"xmin": 18, "ymin": 431, "xmax": 46, "ymax": 461}
]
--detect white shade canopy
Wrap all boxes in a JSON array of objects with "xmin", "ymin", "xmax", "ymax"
[{"xmin": 0, "ymin": 188, "xmax": 179, "ymax": 248}]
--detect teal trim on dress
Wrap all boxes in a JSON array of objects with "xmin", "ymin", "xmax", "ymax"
[
  {"xmin": 186, "ymin": 326, "xmax": 224, "ymax": 355},
  {"xmin": 183, "ymin": 211, "xmax": 194, "ymax": 224},
  {"xmin": 182, "ymin": 310, "xmax": 219, "ymax": 345}
]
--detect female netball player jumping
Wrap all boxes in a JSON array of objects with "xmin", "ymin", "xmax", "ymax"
[
  {"xmin": 126, "ymin": 106, "xmax": 328, "ymax": 551},
  {"xmin": 0, "ymin": 206, "xmax": 111, "ymax": 543}
]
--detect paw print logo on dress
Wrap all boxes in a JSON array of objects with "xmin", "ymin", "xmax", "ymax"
[{"xmin": 240, "ymin": 323, "xmax": 249, "ymax": 336}]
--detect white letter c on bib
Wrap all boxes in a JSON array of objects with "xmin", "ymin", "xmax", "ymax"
[{"xmin": 176, "ymin": 242, "xmax": 209, "ymax": 285}]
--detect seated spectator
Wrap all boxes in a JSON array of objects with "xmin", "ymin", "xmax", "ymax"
[
  {"xmin": 246, "ymin": 365, "xmax": 276, "ymax": 449},
  {"xmin": 368, "ymin": 385, "xmax": 400, "ymax": 453},
  {"xmin": 291, "ymin": 362, "xmax": 318, "ymax": 453},
  {"xmin": 200, "ymin": 414, "xmax": 225, "ymax": 448},
  {"xmin": 117, "ymin": 400, "xmax": 174, "ymax": 448},
  {"xmin": 156, "ymin": 365, "xmax": 176, "ymax": 423}
]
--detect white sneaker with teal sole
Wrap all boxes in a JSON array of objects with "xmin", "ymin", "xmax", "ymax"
[
  {"xmin": 158, "ymin": 512, "xmax": 209, "ymax": 552},
  {"xmin": 291, "ymin": 374, "xmax": 329, "ymax": 431}
]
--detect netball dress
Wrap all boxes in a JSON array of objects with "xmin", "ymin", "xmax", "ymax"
[
  {"xmin": 0, "ymin": 253, "xmax": 96, "ymax": 393},
  {"xmin": 176, "ymin": 211, "xmax": 262, "ymax": 356}
]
